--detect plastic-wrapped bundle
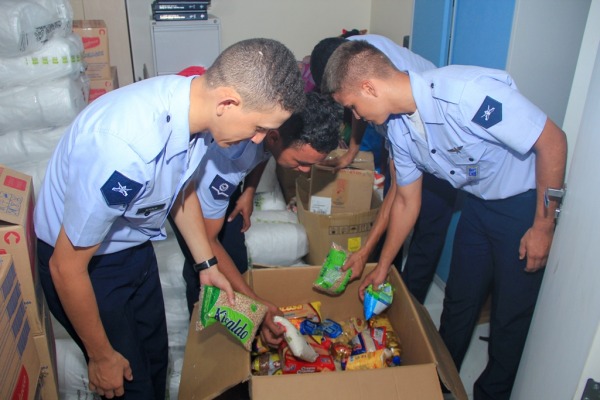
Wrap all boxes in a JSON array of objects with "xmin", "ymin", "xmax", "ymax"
[
  {"xmin": 0, "ymin": 125, "xmax": 65, "ymax": 165},
  {"xmin": 0, "ymin": 33, "xmax": 84, "ymax": 88},
  {"xmin": 0, "ymin": 74, "xmax": 88, "ymax": 133},
  {"xmin": 0, "ymin": 0, "xmax": 72, "ymax": 57},
  {"xmin": 245, "ymin": 210, "xmax": 309, "ymax": 265}
]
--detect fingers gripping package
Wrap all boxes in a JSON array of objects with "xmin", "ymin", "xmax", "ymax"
[
  {"xmin": 197, "ymin": 286, "xmax": 267, "ymax": 351},
  {"xmin": 313, "ymin": 243, "xmax": 352, "ymax": 295},
  {"xmin": 364, "ymin": 282, "xmax": 394, "ymax": 320}
]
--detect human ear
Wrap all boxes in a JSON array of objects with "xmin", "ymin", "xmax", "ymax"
[
  {"xmin": 361, "ymin": 80, "xmax": 377, "ymax": 97},
  {"xmin": 215, "ymin": 89, "xmax": 241, "ymax": 116}
]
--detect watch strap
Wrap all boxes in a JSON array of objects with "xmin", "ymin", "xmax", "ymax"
[{"xmin": 193, "ymin": 256, "xmax": 218, "ymax": 273}]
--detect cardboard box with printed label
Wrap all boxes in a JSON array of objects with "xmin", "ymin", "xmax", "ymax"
[
  {"xmin": 0, "ymin": 165, "xmax": 44, "ymax": 335},
  {"xmin": 0, "ymin": 254, "xmax": 42, "ymax": 400},
  {"xmin": 297, "ymin": 174, "xmax": 381, "ymax": 265},
  {"xmin": 89, "ymin": 66, "xmax": 119, "ymax": 103},
  {"xmin": 178, "ymin": 264, "xmax": 467, "ymax": 400},
  {"xmin": 73, "ymin": 20, "xmax": 111, "ymax": 80},
  {"xmin": 308, "ymin": 150, "xmax": 375, "ymax": 215}
]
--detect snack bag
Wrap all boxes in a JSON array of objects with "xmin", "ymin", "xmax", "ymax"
[
  {"xmin": 364, "ymin": 282, "xmax": 394, "ymax": 320},
  {"xmin": 313, "ymin": 243, "xmax": 352, "ymax": 294},
  {"xmin": 274, "ymin": 315, "xmax": 319, "ymax": 362},
  {"xmin": 369, "ymin": 314, "xmax": 403, "ymax": 366},
  {"xmin": 196, "ymin": 286, "xmax": 267, "ymax": 351},
  {"xmin": 279, "ymin": 301, "xmax": 322, "ymax": 330},
  {"xmin": 252, "ymin": 352, "xmax": 282, "ymax": 376},
  {"xmin": 345, "ymin": 348, "xmax": 392, "ymax": 371},
  {"xmin": 280, "ymin": 342, "xmax": 336, "ymax": 374}
]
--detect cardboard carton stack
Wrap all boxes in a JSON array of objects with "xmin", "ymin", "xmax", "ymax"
[
  {"xmin": 296, "ymin": 150, "xmax": 381, "ymax": 265},
  {"xmin": 0, "ymin": 165, "xmax": 59, "ymax": 399},
  {"xmin": 72, "ymin": 20, "xmax": 119, "ymax": 103}
]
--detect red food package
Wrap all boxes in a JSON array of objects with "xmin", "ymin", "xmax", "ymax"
[{"xmin": 279, "ymin": 341, "xmax": 336, "ymax": 374}]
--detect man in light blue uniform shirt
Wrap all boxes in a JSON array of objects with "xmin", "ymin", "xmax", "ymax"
[
  {"xmin": 171, "ymin": 93, "xmax": 342, "ymax": 347},
  {"xmin": 322, "ymin": 40, "xmax": 567, "ymax": 399},
  {"xmin": 310, "ymin": 34, "xmax": 458, "ymax": 304},
  {"xmin": 34, "ymin": 38, "xmax": 305, "ymax": 399}
]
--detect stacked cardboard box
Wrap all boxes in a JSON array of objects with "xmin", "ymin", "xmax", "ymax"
[
  {"xmin": 0, "ymin": 165, "xmax": 58, "ymax": 399},
  {"xmin": 0, "ymin": 254, "xmax": 41, "ymax": 400},
  {"xmin": 72, "ymin": 20, "xmax": 119, "ymax": 102},
  {"xmin": 179, "ymin": 264, "xmax": 468, "ymax": 399},
  {"xmin": 296, "ymin": 151, "xmax": 380, "ymax": 265}
]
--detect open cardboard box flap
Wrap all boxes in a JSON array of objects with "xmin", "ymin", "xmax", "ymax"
[{"xmin": 179, "ymin": 264, "xmax": 467, "ymax": 399}]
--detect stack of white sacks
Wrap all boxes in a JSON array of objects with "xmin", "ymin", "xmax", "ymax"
[{"xmin": 0, "ymin": 1, "xmax": 309, "ymax": 396}]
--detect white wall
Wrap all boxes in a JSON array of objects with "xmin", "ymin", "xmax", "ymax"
[
  {"xmin": 563, "ymin": 0, "xmax": 600, "ymax": 173},
  {"xmin": 209, "ymin": 0, "xmax": 371, "ymax": 60},
  {"xmin": 370, "ymin": 0, "xmax": 414, "ymax": 47}
]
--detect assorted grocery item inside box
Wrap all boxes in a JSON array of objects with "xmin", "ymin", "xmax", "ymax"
[{"xmin": 180, "ymin": 264, "xmax": 467, "ymax": 400}]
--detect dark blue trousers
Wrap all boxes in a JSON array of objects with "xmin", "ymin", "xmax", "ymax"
[
  {"xmin": 439, "ymin": 190, "xmax": 544, "ymax": 400},
  {"xmin": 38, "ymin": 240, "xmax": 168, "ymax": 400},
  {"xmin": 169, "ymin": 185, "xmax": 248, "ymax": 317},
  {"xmin": 401, "ymin": 173, "xmax": 458, "ymax": 303}
]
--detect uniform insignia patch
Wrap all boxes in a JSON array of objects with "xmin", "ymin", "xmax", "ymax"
[
  {"xmin": 209, "ymin": 175, "xmax": 236, "ymax": 200},
  {"xmin": 100, "ymin": 171, "xmax": 143, "ymax": 206},
  {"xmin": 472, "ymin": 96, "xmax": 502, "ymax": 129}
]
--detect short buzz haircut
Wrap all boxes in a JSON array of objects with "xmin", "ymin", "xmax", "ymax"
[
  {"xmin": 321, "ymin": 40, "xmax": 396, "ymax": 96},
  {"xmin": 278, "ymin": 91, "xmax": 342, "ymax": 154},
  {"xmin": 204, "ymin": 38, "xmax": 306, "ymax": 113}
]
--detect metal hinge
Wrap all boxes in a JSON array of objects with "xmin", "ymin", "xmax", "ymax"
[{"xmin": 544, "ymin": 186, "xmax": 566, "ymax": 221}]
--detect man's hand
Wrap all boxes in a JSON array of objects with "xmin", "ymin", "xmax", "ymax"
[
  {"xmin": 258, "ymin": 301, "xmax": 285, "ymax": 348},
  {"xmin": 88, "ymin": 349, "xmax": 133, "ymax": 399},
  {"xmin": 342, "ymin": 250, "xmax": 369, "ymax": 281},
  {"xmin": 358, "ymin": 264, "xmax": 390, "ymax": 301},
  {"xmin": 321, "ymin": 149, "xmax": 356, "ymax": 171},
  {"xmin": 200, "ymin": 266, "xmax": 235, "ymax": 305},
  {"xmin": 228, "ymin": 189, "xmax": 255, "ymax": 232},
  {"xmin": 519, "ymin": 222, "xmax": 555, "ymax": 272}
]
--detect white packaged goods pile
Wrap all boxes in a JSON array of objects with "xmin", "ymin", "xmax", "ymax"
[{"xmin": 0, "ymin": 0, "xmax": 87, "ymax": 135}]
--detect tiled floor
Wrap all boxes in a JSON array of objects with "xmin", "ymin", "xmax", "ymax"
[{"xmin": 423, "ymin": 277, "xmax": 489, "ymax": 400}]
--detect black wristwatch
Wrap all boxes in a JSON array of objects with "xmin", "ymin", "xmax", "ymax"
[{"xmin": 193, "ymin": 256, "xmax": 218, "ymax": 273}]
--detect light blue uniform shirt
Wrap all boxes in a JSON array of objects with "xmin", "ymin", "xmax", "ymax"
[
  {"xmin": 34, "ymin": 75, "xmax": 210, "ymax": 254},
  {"xmin": 195, "ymin": 140, "xmax": 270, "ymax": 219},
  {"xmin": 387, "ymin": 65, "xmax": 547, "ymax": 200}
]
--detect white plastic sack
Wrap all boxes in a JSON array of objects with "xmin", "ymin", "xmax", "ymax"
[
  {"xmin": 0, "ymin": 33, "xmax": 84, "ymax": 88},
  {"xmin": 253, "ymin": 180, "xmax": 287, "ymax": 211},
  {"xmin": 245, "ymin": 211, "xmax": 308, "ymax": 266},
  {"xmin": 0, "ymin": 0, "xmax": 71, "ymax": 57},
  {"xmin": 0, "ymin": 125, "xmax": 66, "ymax": 164},
  {"xmin": 55, "ymin": 338, "xmax": 100, "ymax": 400},
  {"xmin": 0, "ymin": 74, "xmax": 88, "ymax": 133},
  {"xmin": 254, "ymin": 155, "xmax": 278, "ymax": 194}
]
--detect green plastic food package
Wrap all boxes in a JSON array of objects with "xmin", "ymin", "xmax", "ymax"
[
  {"xmin": 313, "ymin": 243, "xmax": 351, "ymax": 295},
  {"xmin": 196, "ymin": 285, "xmax": 268, "ymax": 351}
]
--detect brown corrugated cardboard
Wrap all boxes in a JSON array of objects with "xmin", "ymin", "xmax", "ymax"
[
  {"xmin": 89, "ymin": 66, "xmax": 119, "ymax": 103},
  {"xmin": 308, "ymin": 151, "xmax": 374, "ymax": 215},
  {"xmin": 33, "ymin": 298, "xmax": 58, "ymax": 400},
  {"xmin": 73, "ymin": 20, "xmax": 111, "ymax": 80},
  {"xmin": 0, "ymin": 254, "xmax": 42, "ymax": 400},
  {"xmin": 179, "ymin": 264, "xmax": 467, "ymax": 400},
  {"xmin": 0, "ymin": 165, "xmax": 44, "ymax": 335},
  {"xmin": 297, "ymin": 175, "xmax": 381, "ymax": 265}
]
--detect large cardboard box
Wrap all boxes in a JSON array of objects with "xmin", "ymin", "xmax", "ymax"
[
  {"xmin": 34, "ymin": 298, "xmax": 58, "ymax": 400},
  {"xmin": 297, "ymin": 175, "xmax": 381, "ymax": 265},
  {"xmin": 73, "ymin": 20, "xmax": 111, "ymax": 80},
  {"xmin": 0, "ymin": 165, "xmax": 44, "ymax": 335},
  {"xmin": 0, "ymin": 254, "xmax": 42, "ymax": 400},
  {"xmin": 179, "ymin": 264, "xmax": 467, "ymax": 399},
  {"xmin": 308, "ymin": 151, "xmax": 374, "ymax": 215},
  {"xmin": 89, "ymin": 66, "xmax": 119, "ymax": 103}
]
